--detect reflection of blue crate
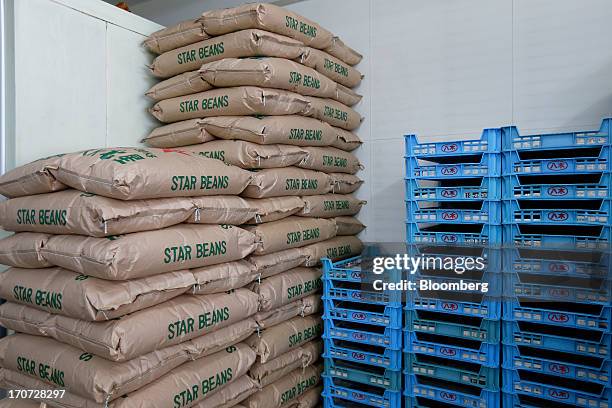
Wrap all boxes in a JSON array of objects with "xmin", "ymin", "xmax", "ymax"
[
  {"xmin": 405, "ymin": 177, "xmax": 501, "ymax": 201},
  {"xmin": 324, "ymin": 337, "xmax": 402, "ymax": 370},
  {"xmin": 404, "ymin": 373, "xmax": 500, "ymax": 407},
  {"xmin": 323, "ymin": 375, "xmax": 402, "ymax": 408},
  {"xmin": 503, "ymin": 224, "xmax": 611, "ymax": 249},
  {"xmin": 504, "ymin": 300, "xmax": 612, "ymax": 330},
  {"xmin": 404, "ymin": 330, "xmax": 500, "ymax": 366},
  {"xmin": 324, "ymin": 318, "xmax": 402, "ymax": 349},
  {"xmin": 323, "ymin": 278, "xmax": 403, "ymax": 306},
  {"xmin": 405, "ymin": 129, "xmax": 501, "ymax": 157},
  {"xmin": 408, "ymin": 200, "xmax": 502, "ymax": 224},
  {"xmin": 503, "ymin": 173, "xmax": 610, "ymax": 200},
  {"xmin": 503, "ymin": 147, "xmax": 610, "ymax": 175},
  {"xmin": 503, "ymin": 200, "xmax": 611, "ymax": 225},
  {"xmin": 502, "ymin": 369, "xmax": 612, "ymax": 408},
  {"xmin": 405, "ymin": 309, "xmax": 501, "ymax": 343},
  {"xmin": 502, "ymin": 321, "xmax": 611, "ymax": 359},
  {"xmin": 502, "ymin": 120, "xmax": 611, "ymax": 151},
  {"xmin": 503, "ymin": 345, "xmax": 611, "ymax": 386},
  {"xmin": 407, "ymin": 154, "xmax": 501, "ymax": 179},
  {"xmin": 503, "ymin": 248, "xmax": 610, "ymax": 277},
  {"xmin": 323, "ymin": 299, "xmax": 402, "ymax": 328},
  {"xmin": 406, "ymin": 223, "xmax": 502, "ymax": 246},
  {"xmin": 324, "ymin": 358, "xmax": 402, "ymax": 391},
  {"xmin": 405, "ymin": 353, "xmax": 500, "ymax": 390}
]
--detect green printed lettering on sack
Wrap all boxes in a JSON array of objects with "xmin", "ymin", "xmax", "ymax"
[
  {"xmin": 323, "ymin": 58, "xmax": 349, "ymax": 78},
  {"xmin": 179, "ymin": 95, "xmax": 229, "ymax": 113},
  {"xmin": 195, "ymin": 150, "xmax": 225, "ymax": 161},
  {"xmin": 177, "ymin": 42, "xmax": 224, "ymax": 65},
  {"xmin": 81, "ymin": 148, "xmax": 156, "ymax": 164},
  {"xmin": 323, "ymin": 106, "xmax": 348, "ymax": 123},
  {"xmin": 171, "ymin": 366, "xmax": 234, "ymax": 408},
  {"xmin": 287, "ymin": 227, "xmax": 320, "ymax": 245},
  {"xmin": 287, "ymin": 277, "xmax": 321, "ymax": 300},
  {"xmin": 163, "ymin": 240, "xmax": 226, "ymax": 264},
  {"xmin": 198, "ymin": 306, "xmax": 230, "ymax": 329},
  {"xmin": 326, "ymin": 244, "xmax": 352, "ymax": 259},
  {"xmin": 170, "ymin": 175, "xmax": 229, "ymax": 191},
  {"xmin": 284, "ymin": 16, "xmax": 317, "ymax": 38},
  {"xmin": 167, "ymin": 307, "xmax": 230, "ymax": 340},
  {"xmin": 288, "ymin": 321, "xmax": 322, "ymax": 347},
  {"xmin": 16, "ymin": 357, "xmax": 65, "ymax": 387},
  {"xmin": 17, "ymin": 208, "xmax": 67, "ymax": 226},
  {"xmin": 289, "ymin": 128, "xmax": 323, "ymax": 141},
  {"xmin": 13, "ymin": 286, "xmax": 62, "ymax": 311},
  {"xmin": 323, "ymin": 155, "xmax": 348, "ymax": 168},
  {"xmin": 280, "ymin": 374, "xmax": 318, "ymax": 404},
  {"xmin": 289, "ymin": 72, "xmax": 320, "ymax": 89},
  {"xmin": 286, "ymin": 178, "xmax": 318, "ymax": 191}
]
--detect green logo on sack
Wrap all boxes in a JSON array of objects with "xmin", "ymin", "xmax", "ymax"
[{"xmin": 17, "ymin": 356, "xmax": 65, "ymax": 387}]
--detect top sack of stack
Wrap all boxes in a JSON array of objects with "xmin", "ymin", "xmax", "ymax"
[{"xmin": 145, "ymin": 3, "xmax": 362, "ymax": 66}]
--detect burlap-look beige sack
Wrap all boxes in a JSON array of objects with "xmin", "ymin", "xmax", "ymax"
[
  {"xmin": 298, "ymin": 194, "xmax": 365, "ymax": 218},
  {"xmin": 142, "ymin": 119, "xmax": 216, "ymax": 148},
  {"xmin": 52, "ymin": 147, "xmax": 252, "ymax": 200},
  {"xmin": 331, "ymin": 173, "xmax": 363, "ymax": 194},
  {"xmin": 0, "ymin": 266, "xmax": 193, "ymax": 321},
  {"xmin": 303, "ymin": 96, "xmax": 362, "ymax": 131},
  {"xmin": 0, "ymin": 190, "xmax": 195, "ymax": 236},
  {"xmin": 192, "ymin": 375, "xmax": 258, "ymax": 408},
  {"xmin": 201, "ymin": 3, "xmax": 333, "ymax": 49},
  {"xmin": 0, "ymin": 155, "xmax": 66, "ymax": 198},
  {"xmin": 295, "ymin": 386, "xmax": 322, "ymax": 408},
  {"xmin": 248, "ymin": 340, "xmax": 322, "ymax": 387},
  {"xmin": 150, "ymin": 86, "xmax": 310, "ymax": 123},
  {"xmin": 191, "ymin": 260, "xmax": 259, "ymax": 295},
  {"xmin": 0, "ymin": 326, "xmax": 256, "ymax": 403},
  {"xmin": 242, "ymin": 364, "xmax": 322, "ymax": 408},
  {"xmin": 0, "ymin": 289, "xmax": 259, "ymax": 361},
  {"xmin": 252, "ymin": 294, "xmax": 321, "ymax": 329},
  {"xmin": 144, "ymin": 19, "xmax": 210, "ymax": 54},
  {"xmin": 332, "ymin": 127, "xmax": 362, "ymax": 151},
  {"xmin": 298, "ymin": 146, "xmax": 361, "ymax": 174},
  {"xmin": 185, "ymin": 140, "xmax": 307, "ymax": 169},
  {"xmin": 297, "ymin": 47, "xmax": 363, "ymax": 88},
  {"xmin": 244, "ymin": 196, "xmax": 304, "ymax": 224},
  {"xmin": 188, "ymin": 196, "xmax": 258, "ymax": 225},
  {"xmin": 248, "ymin": 248, "xmax": 308, "ymax": 279},
  {"xmin": 325, "ymin": 37, "xmax": 363, "ymax": 66},
  {"xmin": 146, "ymin": 70, "xmax": 213, "ymax": 101},
  {"xmin": 41, "ymin": 224, "xmax": 257, "ymax": 280},
  {"xmin": 150, "ymin": 29, "xmax": 304, "ymax": 78},
  {"xmin": 302, "ymin": 236, "xmax": 363, "ymax": 266},
  {"xmin": 252, "ymin": 267, "xmax": 322, "ymax": 312},
  {"xmin": 0, "ymin": 232, "xmax": 51, "ymax": 268},
  {"xmin": 247, "ymin": 216, "xmax": 336, "ymax": 255},
  {"xmin": 334, "ymin": 216, "xmax": 366, "ymax": 236},
  {"xmin": 242, "ymin": 167, "xmax": 333, "ymax": 199}
]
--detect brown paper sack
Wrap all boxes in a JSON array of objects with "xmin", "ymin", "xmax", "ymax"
[
  {"xmin": 191, "ymin": 260, "xmax": 259, "ymax": 295},
  {"xmin": 334, "ymin": 216, "xmax": 366, "ymax": 236},
  {"xmin": 252, "ymin": 267, "xmax": 322, "ymax": 312},
  {"xmin": 200, "ymin": 3, "xmax": 333, "ymax": 49},
  {"xmin": 191, "ymin": 375, "xmax": 258, "ymax": 408},
  {"xmin": 0, "ymin": 155, "xmax": 66, "ymax": 198},
  {"xmin": 247, "ymin": 216, "xmax": 336, "ymax": 255},
  {"xmin": 298, "ymin": 147, "xmax": 361, "ymax": 174},
  {"xmin": 297, "ymin": 47, "xmax": 363, "ymax": 88},
  {"xmin": 244, "ymin": 196, "xmax": 304, "ymax": 224},
  {"xmin": 0, "ymin": 189, "xmax": 194, "ymax": 236},
  {"xmin": 150, "ymin": 29, "xmax": 304, "ymax": 78},
  {"xmin": 302, "ymin": 236, "xmax": 364, "ymax": 267},
  {"xmin": 242, "ymin": 167, "xmax": 332, "ymax": 199},
  {"xmin": 248, "ymin": 248, "xmax": 308, "ymax": 279},
  {"xmin": 0, "ymin": 399, "xmax": 44, "ymax": 407},
  {"xmin": 52, "ymin": 147, "xmax": 252, "ymax": 200},
  {"xmin": 332, "ymin": 127, "xmax": 362, "ymax": 151},
  {"xmin": 142, "ymin": 119, "xmax": 216, "ymax": 148},
  {"xmin": 253, "ymin": 294, "xmax": 321, "ymax": 329},
  {"xmin": 242, "ymin": 364, "xmax": 322, "ymax": 408},
  {"xmin": 335, "ymin": 83, "xmax": 363, "ymax": 106},
  {"xmin": 330, "ymin": 173, "xmax": 363, "ymax": 194},
  {"xmin": 0, "ymin": 232, "xmax": 51, "ymax": 268},
  {"xmin": 144, "ymin": 19, "xmax": 210, "ymax": 54},
  {"xmin": 303, "ymin": 96, "xmax": 362, "ymax": 131},
  {"xmin": 296, "ymin": 386, "xmax": 323, "ymax": 408},
  {"xmin": 298, "ymin": 194, "xmax": 366, "ymax": 218},
  {"xmin": 0, "ymin": 289, "xmax": 259, "ymax": 361},
  {"xmin": 150, "ymin": 86, "xmax": 310, "ymax": 123},
  {"xmin": 41, "ymin": 224, "xmax": 257, "ymax": 280},
  {"xmin": 0, "ymin": 324, "xmax": 256, "ymax": 403},
  {"xmin": 188, "ymin": 196, "xmax": 259, "ymax": 225},
  {"xmin": 146, "ymin": 70, "xmax": 213, "ymax": 101},
  {"xmin": 325, "ymin": 36, "xmax": 363, "ymax": 66},
  {"xmin": 249, "ymin": 340, "xmax": 322, "ymax": 387},
  {"xmin": 0, "ymin": 266, "xmax": 193, "ymax": 321},
  {"xmin": 185, "ymin": 140, "xmax": 307, "ymax": 169}
]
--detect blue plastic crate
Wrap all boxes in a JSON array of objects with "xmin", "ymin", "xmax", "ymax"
[
  {"xmin": 502, "ymin": 120, "xmax": 611, "ymax": 151},
  {"xmin": 502, "ymin": 368, "xmax": 612, "ymax": 408},
  {"xmin": 502, "ymin": 392, "xmax": 584, "ymax": 408},
  {"xmin": 503, "ymin": 173, "xmax": 610, "ymax": 200},
  {"xmin": 405, "ymin": 177, "xmax": 502, "ymax": 201},
  {"xmin": 503, "ymin": 345, "xmax": 611, "ymax": 386},
  {"xmin": 503, "ymin": 248, "xmax": 610, "ymax": 278},
  {"xmin": 404, "ymin": 373, "xmax": 501, "ymax": 407},
  {"xmin": 405, "ymin": 309, "xmax": 501, "ymax": 343},
  {"xmin": 324, "ymin": 357, "xmax": 402, "ymax": 391},
  {"xmin": 323, "ymin": 375, "xmax": 402, "ymax": 408},
  {"xmin": 503, "ymin": 224, "xmax": 612, "ymax": 249},
  {"xmin": 406, "ymin": 223, "xmax": 502, "ymax": 246},
  {"xmin": 503, "ymin": 147, "xmax": 610, "ymax": 175},
  {"xmin": 405, "ymin": 129, "xmax": 501, "ymax": 157},
  {"xmin": 324, "ymin": 317, "xmax": 402, "ymax": 349},
  {"xmin": 504, "ymin": 300, "xmax": 612, "ymax": 330},
  {"xmin": 404, "ymin": 330, "xmax": 500, "ymax": 367},
  {"xmin": 407, "ymin": 153, "xmax": 502, "ymax": 179},
  {"xmin": 324, "ymin": 337, "xmax": 402, "ymax": 370},
  {"xmin": 323, "ymin": 277, "xmax": 403, "ymax": 306},
  {"xmin": 323, "ymin": 298, "xmax": 402, "ymax": 328},
  {"xmin": 502, "ymin": 321, "xmax": 611, "ymax": 359},
  {"xmin": 503, "ymin": 200, "xmax": 611, "ymax": 225},
  {"xmin": 407, "ymin": 200, "xmax": 502, "ymax": 224}
]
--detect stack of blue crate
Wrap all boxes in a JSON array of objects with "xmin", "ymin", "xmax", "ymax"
[
  {"xmin": 501, "ymin": 120, "xmax": 612, "ymax": 408},
  {"xmin": 322, "ymin": 255, "xmax": 403, "ymax": 408},
  {"xmin": 403, "ymin": 130, "xmax": 503, "ymax": 407}
]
